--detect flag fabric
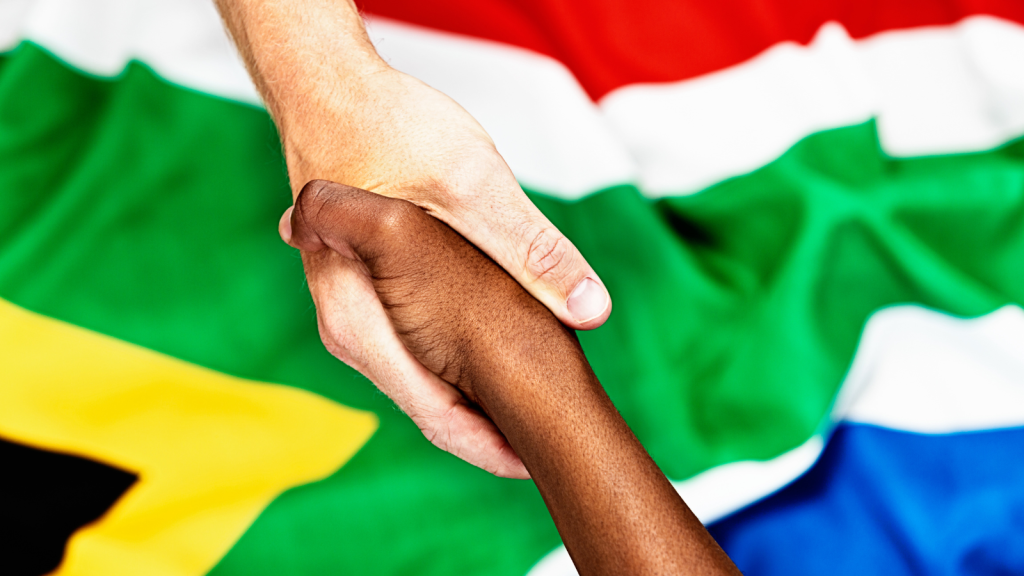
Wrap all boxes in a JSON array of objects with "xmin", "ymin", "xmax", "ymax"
[{"xmin": 2, "ymin": 0, "xmax": 1024, "ymax": 574}]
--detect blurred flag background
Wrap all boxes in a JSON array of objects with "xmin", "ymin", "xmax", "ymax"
[{"xmin": 2, "ymin": 0, "xmax": 1024, "ymax": 574}]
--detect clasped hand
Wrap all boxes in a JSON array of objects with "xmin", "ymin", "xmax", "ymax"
[
  {"xmin": 281, "ymin": 182, "xmax": 741, "ymax": 576},
  {"xmin": 282, "ymin": 179, "xmax": 594, "ymax": 478},
  {"xmin": 276, "ymin": 69, "xmax": 612, "ymax": 478}
]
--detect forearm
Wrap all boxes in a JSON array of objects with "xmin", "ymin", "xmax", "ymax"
[
  {"xmin": 214, "ymin": 0, "xmax": 382, "ymax": 113},
  {"xmin": 213, "ymin": 0, "xmax": 389, "ymax": 197},
  {"xmin": 465, "ymin": 316, "xmax": 738, "ymax": 574}
]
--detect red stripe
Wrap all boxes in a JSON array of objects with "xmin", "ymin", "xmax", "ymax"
[{"xmin": 359, "ymin": 0, "xmax": 1024, "ymax": 100}]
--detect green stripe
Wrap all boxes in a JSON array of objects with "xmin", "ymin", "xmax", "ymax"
[
  {"xmin": 545, "ymin": 126, "xmax": 1024, "ymax": 481},
  {"xmin": 3, "ymin": 42, "xmax": 1024, "ymax": 575}
]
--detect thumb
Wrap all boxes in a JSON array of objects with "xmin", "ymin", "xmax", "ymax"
[
  {"xmin": 286, "ymin": 179, "xmax": 429, "ymax": 263},
  {"xmin": 441, "ymin": 191, "xmax": 612, "ymax": 330}
]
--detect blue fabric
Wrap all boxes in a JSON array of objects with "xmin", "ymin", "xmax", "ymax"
[{"xmin": 708, "ymin": 424, "xmax": 1024, "ymax": 575}]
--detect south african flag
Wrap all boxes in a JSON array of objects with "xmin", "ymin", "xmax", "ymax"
[{"xmin": 3, "ymin": 0, "xmax": 1024, "ymax": 574}]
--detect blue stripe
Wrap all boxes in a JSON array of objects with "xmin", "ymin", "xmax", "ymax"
[{"xmin": 708, "ymin": 424, "xmax": 1024, "ymax": 575}]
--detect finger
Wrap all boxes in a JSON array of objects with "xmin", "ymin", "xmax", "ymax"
[
  {"xmin": 289, "ymin": 180, "xmax": 429, "ymax": 262},
  {"xmin": 374, "ymin": 338, "xmax": 530, "ymax": 480},
  {"xmin": 427, "ymin": 175, "xmax": 612, "ymax": 331},
  {"xmin": 415, "ymin": 396, "xmax": 530, "ymax": 480},
  {"xmin": 279, "ymin": 205, "xmax": 297, "ymax": 248},
  {"xmin": 302, "ymin": 247, "xmax": 529, "ymax": 479}
]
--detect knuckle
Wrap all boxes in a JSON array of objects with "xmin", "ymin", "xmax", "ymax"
[
  {"xmin": 296, "ymin": 179, "xmax": 336, "ymax": 231},
  {"xmin": 419, "ymin": 404, "xmax": 458, "ymax": 452},
  {"xmin": 315, "ymin": 316, "xmax": 359, "ymax": 368},
  {"xmin": 416, "ymin": 145, "xmax": 512, "ymax": 212},
  {"xmin": 524, "ymin": 227, "xmax": 580, "ymax": 289},
  {"xmin": 374, "ymin": 199, "xmax": 423, "ymax": 241},
  {"xmin": 297, "ymin": 180, "xmax": 331, "ymax": 213},
  {"xmin": 412, "ymin": 175, "xmax": 460, "ymax": 213}
]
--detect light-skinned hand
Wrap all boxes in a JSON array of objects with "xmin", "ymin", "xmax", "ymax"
[{"xmin": 218, "ymin": 0, "xmax": 611, "ymax": 477}]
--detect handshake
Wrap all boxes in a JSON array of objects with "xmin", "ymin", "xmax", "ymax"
[{"xmin": 284, "ymin": 181, "xmax": 739, "ymax": 576}]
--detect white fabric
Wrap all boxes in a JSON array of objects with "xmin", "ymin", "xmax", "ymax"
[
  {"xmin": 834, "ymin": 305, "xmax": 1024, "ymax": 432},
  {"xmin": 2, "ymin": 0, "xmax": 259, "ymax": 105},
  {"xmin": 604, "ymin": 17, "xmax": 1024, "ymax": 195}
]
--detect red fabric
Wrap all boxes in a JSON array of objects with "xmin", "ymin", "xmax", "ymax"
[{"xmin": 358, "ymin": 0, "xmax": 1024, "ymax": 100}]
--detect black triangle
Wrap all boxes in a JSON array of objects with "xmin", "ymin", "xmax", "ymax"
[{"xmin": 0, "ymin": 436, "xmax": 137, "ymax": 576}]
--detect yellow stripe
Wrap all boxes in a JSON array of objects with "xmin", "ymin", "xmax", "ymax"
[{"xmin": 0, "ymin": 298, "xmax": 377, "ymax": 576}]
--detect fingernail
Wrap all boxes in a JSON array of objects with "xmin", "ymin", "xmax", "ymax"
[
  {"xmin": 567, "ymin": 278, "xmax": 609, "ymax": 323},
  {"xmin": 280, "ymin": 206, "xmax": 294, "ymax": 243}
]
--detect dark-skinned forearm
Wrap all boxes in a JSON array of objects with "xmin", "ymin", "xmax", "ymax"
[{"xmin": 459, "ymin": 298, "xmax": 738, "ymax": 575}]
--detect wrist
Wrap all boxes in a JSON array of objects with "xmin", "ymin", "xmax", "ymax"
[
  {"xmin": 270, "ymin": 54, "xmax": 392, "ymax": 136},
  {"xmin": 275, "ymin": 64, "xmax": 396, "ymax": 197},
  {"xmin": 216, "ymin": 0, "xmax": 392, "ymax": 195}
]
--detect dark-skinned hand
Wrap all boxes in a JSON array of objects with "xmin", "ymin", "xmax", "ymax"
[{"xmin": 283, "ymin": 180, "xmax": 741, "ymax": 576}]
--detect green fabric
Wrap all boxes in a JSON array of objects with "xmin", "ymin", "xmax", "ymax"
[
  {"xmin": 3, "ymin": 41, "xmax": 1024, "ymax": 574},
  {"xmin": 542, "ymin": 126, "xmax": 1024, "ymax": 477}
]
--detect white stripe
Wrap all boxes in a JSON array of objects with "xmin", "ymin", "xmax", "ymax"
[
  {"xmin": 6, "ymin": 2, "xmax": 1024, "ymax": 200},
  {"xmin": 363, "ymin": 18, "xmax": 637, "ymax": 200},
  {"xmin": 601, "ymin": 22, "xmax": 876, "ymax": 196},
  {"xmin": 867, "ymin": 18, "xmax": 1024, "ymax": 158},
  {"xmin": 671, "ymin": 436, "xmax": 824, "ymax": 524},
  {"xmin": 834, "ymin": 304, "xmax": 1024, "ymax": 432},
  {"xmin": 604, "ymin": 16, "xmax": 1024, "ymax": 195},
  {"xmin": 528, "ymin": 303, "xmax": 1024, "ymax": 575},
  {"xmin": 0, "ymin": 0, "xmax": 34, "ymax": 52},
  {"xmin": 2, "ymin": 0, "xmax": 260, "ymax": 106}
]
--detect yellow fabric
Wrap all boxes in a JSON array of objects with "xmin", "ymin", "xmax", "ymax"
[{"xmin": 0, "ymin": 298, "xmax": 377, "ymax": 576}]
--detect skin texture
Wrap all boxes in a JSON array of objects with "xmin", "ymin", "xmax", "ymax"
[
  {"xmin": 213, "ymin": 0, "xmax": 612, "ymax": 478},
  {"xmin": 286, "ymin": 180, "xmax": 742, "ymax": 576}
]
